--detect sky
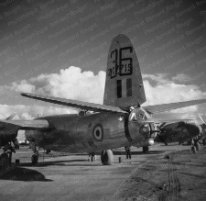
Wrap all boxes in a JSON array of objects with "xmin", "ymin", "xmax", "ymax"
[{"xmin": 0, "ymin": 0, "xmax": 206, "ymax": 119}]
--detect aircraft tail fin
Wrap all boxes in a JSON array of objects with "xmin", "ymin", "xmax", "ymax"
[{"xmin": 103, "ymin": 34, "xmax": 146, "ymax": 110}]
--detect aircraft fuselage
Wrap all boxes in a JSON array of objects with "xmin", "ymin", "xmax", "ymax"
[{"xmin": 25, "ymin": 112, "xmax": 153, "ymax": 153}]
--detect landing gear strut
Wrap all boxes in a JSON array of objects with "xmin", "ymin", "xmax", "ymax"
[
  {"xmin": 88, "ymin": 152, "xmax": 95, "ymax": 162},
  {"xmin": 30, "ymin": 143, "xmax": 39, "ymax": 165},
  {"xmin": 191, "ymin": 137, "xmax": 201, "ymax": 154},
  {"xmin": 101, "ymin": 150, "xmax": 114, "ymax": 165},
  {"xmin": 0, "ymin": 143, "xmax": 16, "ymax": 167}
]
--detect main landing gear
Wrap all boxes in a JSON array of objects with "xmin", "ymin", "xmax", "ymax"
[
  {"xmin": 101, "ymin": 149, "xmax": 114, "ymax": 165},
  {"xmin": 0, "ymin": 142, "xmax": 17, "ymax": 169},
  {"xmin": 88, "ymin": 152, "xmax": 95, "ymax": 162},
  {"xmin": 30, "ymin": 143, "xmax": 39, "ymax": 165},
  {"xmin": 191, "ymin": 136, "xmax": 201, "ymax": 154}
]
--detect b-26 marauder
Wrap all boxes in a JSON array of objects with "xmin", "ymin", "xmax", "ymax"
[{"xmin": 1, "ymin": 34, "xmax": 206, "ymax": 165}]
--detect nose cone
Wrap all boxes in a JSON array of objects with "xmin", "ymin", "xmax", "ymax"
[
  {"xmin": 139, "ymin": 123, "xmax": 155, "ymax": 146},
  {"xmin": 148, "ymin": 138, "xmax": 154, "ymax": 145}
]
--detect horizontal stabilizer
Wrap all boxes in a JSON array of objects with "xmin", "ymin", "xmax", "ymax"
[
  {"xmin": 0, "ymin": 119, "xmax": 49, "ymax": 130},
  {"xmin": 144, "ymin": 99, "xmax": 206, "ymax": 114},
  {"xmin": 21, "ymin": 93, "xmax": 128, "ymax": 114},
  {"xmin": 152, "ymin": 118, "xmax": 193, "ymax": 124}
]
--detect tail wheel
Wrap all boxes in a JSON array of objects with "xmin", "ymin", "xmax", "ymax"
[{"xmin": 101, "ymin": 150, "xmax": 114, "ymax": 165}]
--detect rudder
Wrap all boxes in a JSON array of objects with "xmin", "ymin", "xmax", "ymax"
[{"xmin": 103, "ymin": 34, "xmax": 146, "ymax": 110}]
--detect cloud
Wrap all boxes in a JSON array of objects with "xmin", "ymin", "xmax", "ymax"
[
  {"xmin": 1, "ymin": 66, "xmax": 105, "ymax": 119},
  {"xmin": 143, "ymin": 73, "xmax": 206, "ymax": 113},
  {"xmin": 2, "ymin": 67, "xmax": 206, "ymax": 119},
  {"xmin": 143, "ymin": 73, "xmax": 206, "ymax": 104},
  {"xmin": 172, "ymin": 73, "xmax": 193, "ymax": 83},
  {"xmin": 11, "ymin": 66, "xmax": 106, "ymax": 104},
  {"xmin": 0, "ymin": 104, "xmax": 76, "ymax": 120}
]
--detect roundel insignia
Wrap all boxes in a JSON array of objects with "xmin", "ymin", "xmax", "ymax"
[{"xmin": 92, "ymin": 124, "xmax": 104, "ymax": 141}]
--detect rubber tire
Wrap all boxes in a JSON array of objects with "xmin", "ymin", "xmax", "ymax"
[{"xmin": 101, "ymin": 150, "xmax": 114, "ymax": 165}]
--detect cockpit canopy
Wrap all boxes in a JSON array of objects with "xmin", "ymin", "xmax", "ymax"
[{"xmin": 129, "ymin": 108, "xmax": 148, "ymax": 122}]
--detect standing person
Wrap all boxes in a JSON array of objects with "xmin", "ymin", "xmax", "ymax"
[{"xmin": 125, "ymin": 146, "xmax": 131, "ymax": 159}]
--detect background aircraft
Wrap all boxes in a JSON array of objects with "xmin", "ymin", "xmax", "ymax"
[
  {"xmin": 1, "ymin": 34, "xmax": 206, "ymax": 165},
  {"xmin": 155, "ymin": 114, "xmax": 206, "ymax": 152},
  {"xmin": 0, "ymin": 115, "xmax": 19, "ymax": 149},
  {"xmin": 156, "ymin": 121, "xmax": 200, "ymax": 145}
]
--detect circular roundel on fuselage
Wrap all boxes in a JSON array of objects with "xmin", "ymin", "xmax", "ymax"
[{"xmin": 92, "ymin": 124, "xmax": 104, "ymax": 141}]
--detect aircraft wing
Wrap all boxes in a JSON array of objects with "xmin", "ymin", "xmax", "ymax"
[
  {"xmin": 21, "ymin": 93, "xmax": 128, "ymax": 114},
  {"xmin": 143, "ymin": 99, "xmax": 206, "ymax": 114},
  {"xmin": 0, "ymin": 119, "xmax": 49, "ymax": 130},
  {"xmin": 151, "ymin": 112, "xmax": 196, "ymax": 123}
]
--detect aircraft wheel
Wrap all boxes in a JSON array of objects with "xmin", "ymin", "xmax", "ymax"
[
  {"xmin": 31, "ymin": 154, "xmax": 39, "ymax": 165},
  {"xmin": 101, "ymin": 150, "xmax": 114, "ymax": 165},
  {"xmin": 142, "ymin": 146, "xmax": 149, "ymax": 153}
]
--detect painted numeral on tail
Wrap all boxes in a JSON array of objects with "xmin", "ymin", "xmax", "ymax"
[{"xmin": 108, "ymin": 47, "xmax": 133, "ymax": 79}]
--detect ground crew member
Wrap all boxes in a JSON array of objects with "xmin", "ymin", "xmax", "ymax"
[{"xmin": 125, "ymin": 146, "xmax": 131, "ymax": 159}]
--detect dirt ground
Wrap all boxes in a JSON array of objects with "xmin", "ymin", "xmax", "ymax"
[
  {"xmin": 114, "ymin": 145, "xmax": 206, "ymax": 201},
  {"xmin": 0, "ymin": 144, "xmax": 205, "ymax": 201}
]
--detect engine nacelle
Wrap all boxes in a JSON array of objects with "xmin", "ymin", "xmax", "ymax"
[
  {"xmin": 157, "ymin": 121, "xmax": 201, "ymax": 144},
  {"xmin": 128, "ymin": 108, "xmax": 157, "ymax": 147}
]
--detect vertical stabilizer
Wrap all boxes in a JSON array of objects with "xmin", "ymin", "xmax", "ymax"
[{"xmin": 104, "ymin": 34, "xmax": 146, "ymax": 109}]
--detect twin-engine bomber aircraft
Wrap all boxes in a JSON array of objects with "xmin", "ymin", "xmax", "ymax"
[{"xmin": 1, "ymin": 34, "xmax": 206, "ymax": 165}]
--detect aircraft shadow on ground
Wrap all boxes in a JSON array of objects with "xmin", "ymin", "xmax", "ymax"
[
  {"xmin": 20, "ymin": 159, "xmax": 101, "ymax": 167},
  {"xmin": 113, "ymin": 150, "xmax": 164, "ymax": 155},
  {"xmin": 159, "ymin": 143, "xmax": 190, "ymax": 147},
  {"xmin": 15, "ymin": 150, "xmax": 165, "ymax": 168},
  {"xmin": 0, "ymin": 167, "xmax": 52, "ymax": 182}
]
